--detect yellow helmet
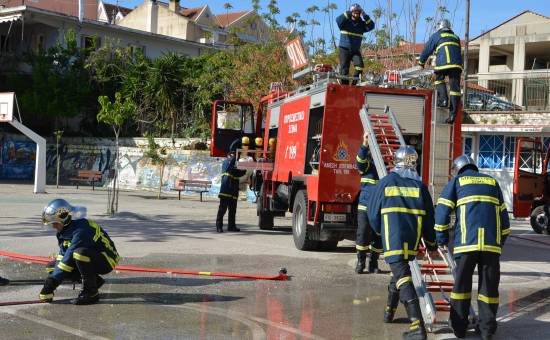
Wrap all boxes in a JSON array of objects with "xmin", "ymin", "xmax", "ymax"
[
  {"xmin": 268, "ymin": 138, "xmax": 276, "ymax": 147},
  {"xmin": 255, "ymin": 137, "xmax": 263, "ymax": 146},
  {"xmin": 241, "ymin": 136, "xmax": 250, "ymax": 145}
]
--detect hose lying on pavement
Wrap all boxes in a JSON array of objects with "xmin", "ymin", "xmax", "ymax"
[{"xmin": 0, "ymin": 250, "xmax": 289, "ymax": 281}]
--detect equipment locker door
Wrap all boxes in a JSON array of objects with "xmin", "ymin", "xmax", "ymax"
[
  {"xmin": 210, "ymin": 100, "xmax": 255, "ymax": 157},
  {"xmin": 513, "ymin": 138, "xmax": 545, "ymax": 217}
]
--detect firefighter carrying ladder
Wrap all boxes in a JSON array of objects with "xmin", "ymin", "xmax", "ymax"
[{"xmin": 358, "ymin": 104, "xmax": 477, "ymax": 332}]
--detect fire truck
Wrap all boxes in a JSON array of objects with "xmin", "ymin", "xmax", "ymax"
[
  {"xmin": 513, "ymin": 138, "xmax": 550, "ymax": 234},
  {"xmin": 210, "ymin": 70, "xmax": 462, "ymax": 251}
]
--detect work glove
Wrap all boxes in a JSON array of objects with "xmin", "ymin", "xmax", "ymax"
[{"xmin": 39, "ymin": 277, "xmax": 60, "ymax": 302}]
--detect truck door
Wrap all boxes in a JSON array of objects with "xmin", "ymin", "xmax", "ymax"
[
  {"xmin": 513, "ymin": 138, "xmax": 545, "ymax": 217},
  {"xmin": 210, "ymin": 100, "xmax": 255, "ymax": 157}
]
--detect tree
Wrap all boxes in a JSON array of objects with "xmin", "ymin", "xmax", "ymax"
[
  {"xmin": 97, "ymin": 92, "xmax": 135, "ymax": 215},
  {"xmin": 143, "ymin": 134, "xmax": 171, "ymax": 199}
]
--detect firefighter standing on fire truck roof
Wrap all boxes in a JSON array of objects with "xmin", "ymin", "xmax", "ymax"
[
  {"xmin": 355, "ymin": 132, "xmax": 382, "ymax": 274},
  {"xmin": 216, "ymin": 139, "xmax": 247, "ymax": 233},
  {"xmin": 434, "ymin": 155, "xmax": 509, "ymax": 340},
  {"xmin": 336, "ymin": 3, "xmax": 375, "ymax": 85},
  {"xmin": 418, "ymin": 19, "xmax": 463, "ymax": 124},
  {"xmin": 367, "ymin": 146, "xmax": 437, "ymax": 340}
]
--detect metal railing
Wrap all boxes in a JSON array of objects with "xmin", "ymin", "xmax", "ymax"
[{"xmin": 465, "ymin": 75, "xmax": 550, "ymax": 112}]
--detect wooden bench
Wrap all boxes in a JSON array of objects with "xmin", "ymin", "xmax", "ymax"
[
  {"xmin": 70, "ymin": 170, "xmax": 103, "ymax": 190},
  {"xmin": 172, "ymin": 179, "xmax": 211, "ymax": 202}
]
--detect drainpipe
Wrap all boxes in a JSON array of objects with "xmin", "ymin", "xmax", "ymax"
[
  {"xmin": 78, "ymin": 0, "xmax": 84, "ymax": 22},
  {"xmin": 147, "ymin": 0, "xmax": 158, "ymax": 34}
]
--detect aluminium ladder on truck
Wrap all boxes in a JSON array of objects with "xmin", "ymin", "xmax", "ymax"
[{"xmin": 358, "ymin": 104, "xmax": 476, "ymax": 332}]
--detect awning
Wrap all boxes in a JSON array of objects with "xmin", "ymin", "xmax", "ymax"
[
  {"xmin": 462, "ymin": 124, "xmax": 550, "ymax": 133},
  {"xmin": 0, "ymin": 13, "xmax": 22, "ymax": 24}
]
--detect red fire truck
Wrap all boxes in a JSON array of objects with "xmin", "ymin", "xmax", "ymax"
[
  {"xmin": 513, "ymin": 138, "xmax": 550, "ymax": 234},
  {"xmin": 210, "ymin": 76, "xmax": 462, "ymax": 250}
]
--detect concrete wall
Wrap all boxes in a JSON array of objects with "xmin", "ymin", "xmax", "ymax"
[{"xmin": 0, "ymin": 134, "xmax": 237, "ymax": 199}]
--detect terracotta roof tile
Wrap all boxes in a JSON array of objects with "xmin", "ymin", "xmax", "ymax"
[{"xmin": 215, "ymin": 11, "xmax": 250, "ymax": 27}]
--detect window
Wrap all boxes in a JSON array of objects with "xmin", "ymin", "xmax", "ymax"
[
  {"xmin": 504, "ymin": 136, "xmax": 516, "ymax": 169},
  {"xmin": 478, "ymin": 135, "xmax": 504, "ymax": 169},
  {"xmin": 463, "ymin": 137, "xmax": 473, "ymax": 158},
  {"xmin": 81, "ymin": 35, "xmax": 101, "ymax": 50},
  {"xmin": 32, "ymin": 34, "xmax": 45, "ymax": 53},
  {"xmin": 250, "ymin": 21, "xmax": 257, "ymax": 30}
]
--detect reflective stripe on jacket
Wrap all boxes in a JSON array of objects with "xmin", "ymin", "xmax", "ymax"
[
  {"xmin": 51, "ymin": 218, "xmax": 119, "ymax": 281},
  {"xmin": 419, "ymin": 29, "xmax": 462, "ymax": 71},
  {"xmin": 367, "ymin": 172, "xmax": 437, "ymax": 263},
  {"xmin": 336, "ymin": 11, "xmax": 375, "ymax": 51},
  {"xmin": 356, "ymin": 144, "xmax": 379, "ymax": 211},
  {"xmin": 434, "ymin": 169, "xmax": 510, "ymax": 256},
  {"xmin": 219, "ymin": 156, "xmax": 246, "ymax": 200}
]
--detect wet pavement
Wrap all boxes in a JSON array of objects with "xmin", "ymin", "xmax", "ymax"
[{"xmin": 1, "ymin": 183, "xmax": 550, "ymax": 339}]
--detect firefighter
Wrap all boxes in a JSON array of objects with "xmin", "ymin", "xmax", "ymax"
[
  {"xmin": 418, "ymin": 19, "xmax": 463, "ymax": 124},
  {"xmin": 434, "ymin": 155, "xmax": 509, "ymax": 340},
  {"xmin": 0, "ymin": 276, "xmax": 8, "ymax": 285},
  {"xmin": 336, "ymin": 3, "xmax": 375, "ymax": 85},
  {"xmin": 355, "ymin": 131, "xmax": 382, "ymax": 274},
  {"xmin": 367, "ymin": 146, "xmax": 438, "ymax": 340},
  {"xmin": 39, "ymin": 199, "xmax": 119, "ymax": 305},
  {"xmin": 216, "ymin": 139, "xmax": 247, "ymax": 233}
]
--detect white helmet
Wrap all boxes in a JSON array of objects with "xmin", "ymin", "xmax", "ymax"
[
  {"xmin": 392, "ymin": 146, "xmax": 421, "ymax": 180},
  {"xmin": 349, "ymin": 3, "xmax": 363, "ymax": 13},
  {"xmin": 437, "ymin": 19, "xmax": 452, "ymax": 31},
  {"xmin": 451, "ymin": 155, "xmax": 478, "ymax": 176},
  {"xmin": 41, "ymin": 199, "xmax": 90, "ymax": 226}
]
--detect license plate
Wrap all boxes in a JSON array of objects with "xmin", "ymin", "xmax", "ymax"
[{"xmin": 324, "ymin": 213, "xmax": 346, "ymax": 223}]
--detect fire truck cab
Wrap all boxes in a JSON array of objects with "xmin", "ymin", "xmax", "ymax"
[{"xmin": 211, "ymin": 78, "xmax": 462, "ymax": 251}]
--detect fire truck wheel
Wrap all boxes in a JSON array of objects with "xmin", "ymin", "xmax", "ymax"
[
  {"xmin": 292, "ymin": 190, "xmax": 319, "ymax": 251},
  {"xmin": 258, "ymin": 185, "xmax": 274, "ymax": 230},
  {"xmin": 530, "ymin": 205, "xmax": 549, "ymax": 234}
]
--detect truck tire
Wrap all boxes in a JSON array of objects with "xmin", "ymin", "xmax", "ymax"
[
  {"xmin": 318, "ymin": 240, "xmax": 338, "ymax": 251},
  {"xmin": 257, "ymin": 184, "xmax": 274, "ymax": 230},
  {"xmin": 530, "ymin": 205, "xmax": 549, "ymax": 235},
  {"xmin": 292, "ymin": 190, "xmax": 318, "ymax": 250}
]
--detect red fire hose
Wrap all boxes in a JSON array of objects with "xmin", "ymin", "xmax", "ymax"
[{"xmin": 0, "ymin": 250, "xmax": 289, "ymax": 281}]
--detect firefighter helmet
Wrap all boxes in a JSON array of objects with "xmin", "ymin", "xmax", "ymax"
[
  {"xmin": 255, "ymin": 137, "xmax": 263, "ymax": 147},
  {"xmin": 268, "ymin": 138, "xmax": 277, "ymax": 147},
  {"xmin": 349, "ymin": 3, "xmax": 363, "ymax": 13},
  {"xmin": 394, "ymin": 145, "xmax": 418, "ymax": 169},
  {"xmin": 241, "ymin": 136, "xmax": 250, "ymax": 150},
  {"xmin": 451, "ymin": 155, "xmax": 478, "ymax": 176},
  {"xmin": 436, "ymin": 19, "xmax": 452, "ymax": 31},
  {"xmin": 42, "ymin": 199, "xmax": 73, "ymax": 226}
]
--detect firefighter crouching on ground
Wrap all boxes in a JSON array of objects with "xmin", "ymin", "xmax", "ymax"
[
  {"xmin": 418, "ymin": 19, "xmax": 463, "ymax": 124},
  {"xmin": 336, "ymin": 3, "xmax": 375, "ymax": 85},
  {"xmin": 355, "ymin": 131, "xmax": 382, "ymax": 274},
  {"xmin": 216, "ymin": 139, "xmax": 247, "ymax": 233},
  {"xmin": 434, "ymin": 155, "xmax": 509, "ymax": 340},
  {"xmin": 40, "ymin": 199, "xmax": 120, "ymax": 305},
  {"xmin": 367, "ymin": 146, "xmax": 438, "ymax": 340}
]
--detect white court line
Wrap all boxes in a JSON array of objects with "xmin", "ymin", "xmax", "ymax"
[{"xmin": 1, "ymin": 308, "xmax": 110, "ymax": 340}]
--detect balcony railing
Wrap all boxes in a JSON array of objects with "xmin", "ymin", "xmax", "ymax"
[{"xmin": 465, "ymin": 74, "xmax": 550, "ymax": 113}]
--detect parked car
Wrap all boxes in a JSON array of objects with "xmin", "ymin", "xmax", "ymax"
[{"xmin": 466, "ymin": 92, "xmax": 522, "ymax": 111}]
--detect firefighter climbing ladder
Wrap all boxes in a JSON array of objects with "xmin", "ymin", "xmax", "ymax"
[{"xmin": 358, "ymin": 103, "xmax": 476, "ymax": 332}]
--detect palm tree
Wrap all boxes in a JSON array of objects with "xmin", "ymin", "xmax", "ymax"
[{"xmin": 223, "ymin": 2, "xmax": 233, "ymax": 29}]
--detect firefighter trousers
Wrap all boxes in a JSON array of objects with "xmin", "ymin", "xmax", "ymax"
[
  {"xmin": 388, "ymin": 261, "xmax": 418, "ymax": 305},
  {"xmin": 73, "ymin": 247, "xmax": 113, "ymax": 291},
  {"xmin": 216, "ymin": 197, "xmax": 238, "ymax": 229},
  {"xmin": 450, "ymin": 251, "xmax": 500, "ymax": 337},
  {"xmin": 339, "ymin": 47, "xmax": 364, "ymax": 85},
  {"xmin": 356, "ymin": 211, "xmax": 383, "ymax": 254},
  {"xmin": 435, "ymin": 68, "xmax": 462, "ymax": 121}
]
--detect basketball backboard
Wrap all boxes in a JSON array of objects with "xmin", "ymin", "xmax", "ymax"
[{"xmin": 0, "ymin": 92, "xmax": 14, "ymax": 122}]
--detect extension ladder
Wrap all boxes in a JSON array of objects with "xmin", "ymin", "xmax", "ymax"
[{"xmin": 359, "ymin": 103, "xmax": 476, "ymax": 332}]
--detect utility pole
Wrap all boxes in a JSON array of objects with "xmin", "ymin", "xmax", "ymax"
[{"xmin": 463, "ymin": 0, "xmax": 470, "ymax": 109}]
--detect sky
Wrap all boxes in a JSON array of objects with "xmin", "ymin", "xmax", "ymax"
[{"xmin": 115, "ymin": 0, "xmax": 550, "ymax": 43}]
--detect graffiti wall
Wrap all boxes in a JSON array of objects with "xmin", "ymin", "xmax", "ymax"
[{"xmin": 0, "ymin": 135, "xmax": 37, "ymax": 180}]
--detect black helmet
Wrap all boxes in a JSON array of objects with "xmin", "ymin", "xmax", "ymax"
[{"xmin": 229, "ymin": 139, "xmax": 241, "ymax": 154}]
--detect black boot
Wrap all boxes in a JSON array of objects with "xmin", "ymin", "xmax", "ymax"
[
  {"xmin": 444, "ymin": 115, "xmax": 456, "ymax": 124},
  {"xmin": 368, "ymin": 252, "xmax": 381, "ymax": 274},
  {"xmin": 73, "ymin": 276, "xmax": 100, "ymax": 305},
  {"xmin": 0, "ymin": 276, "xmax": 9, "ymax": 286},
  {"xmin": 227, "ymin": 226, "xmax": 240, "ymax": 232},
  {"xmin": 402, "ymin": 299, "xmax": 427, "ymax": 340},
  {"xmin": 383, "ymin": 287, "xmax": 400, "ymax": 323},
  {"xmin": 355, "ymin": 250, "xmax": 367, "ymax": 274},
  {"xmin": 216, "ymin": 225, "xmax": 223, "ymax": 233}
]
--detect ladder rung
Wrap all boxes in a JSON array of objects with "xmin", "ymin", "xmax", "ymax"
[
  {"xmin": 380, "ymin": 144, "xmax": 400, "ymax": 148},
  {"xmin": 427, "ymin": 281, "xmax": 454, "ymax": 287},
  {"xmin": 373, "ymin": 123, "xmax": 394, "ymax": 128},
  {"xmin": 428, "ymin": 287, "xmax": 453, "ymax": 292},
  {"xmin": 436, "ymin": 306, "xmax": 451, "ymax": 312},
  {"xmin": 370, "ymin": 114, "xmax": 389, "ymax": 119},
  {"xmin": 435, "ymin": 300, "xmax": 450, "ymax": 306},
  {"xmin": 421, "ymin": 263, "xmax": 449, "ymax": 269},
  {"xmin": 421, "ymin": 269, "xmax": 450, "ymax": 274}
]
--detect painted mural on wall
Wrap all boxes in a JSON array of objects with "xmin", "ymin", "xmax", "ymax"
[{"xmin": 0, "ymin": 135, "xmax": 36, "ymax": 180}]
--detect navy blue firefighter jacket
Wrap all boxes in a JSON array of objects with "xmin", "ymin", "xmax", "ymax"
[
  {"xmin": 356, "ymin": 144, "xmax": 379, "ymax": 212},
  {"xmin": 367, "ymin": 172, "xmax": 437, "ymax": 264},
  {"xmin": 219, "ymin": 155, "xmax": 247, "ymax": 200},
  {"xmin": 418, "ymin": 29, "xmax": 462, "ymax": 71},
  {"xmin": 434, "ymin": 169, "xmax": 510, "ymax": 256},
  {"xmin": 336, "ymin": 11, "xmax": 375, "ymax": 51},
  {"xmin": 50, "ymin": 218, "xmax": 119, "ymax": 281}
]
